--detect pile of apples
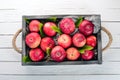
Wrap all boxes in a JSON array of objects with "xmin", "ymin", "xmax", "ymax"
[{"xmin": 25, "ymin": 17, "xmax": 97, "ymax": 62}]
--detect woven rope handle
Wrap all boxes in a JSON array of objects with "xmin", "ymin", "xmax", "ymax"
[
  {"xmin": 12, "ymin": 26, "xmax": 113, "ymax": 54},
  {"xmin": 12, "ymin": 28, "xmax": 22, "ymax": 54},
  {"xmin": 101, "ymin": 26, "xmax": 113, "ymax": 51}
]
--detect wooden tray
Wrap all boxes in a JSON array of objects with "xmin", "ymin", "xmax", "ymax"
[{"xmin": 22, "ymin": 15, "xmax": 102, "ymax": 65}]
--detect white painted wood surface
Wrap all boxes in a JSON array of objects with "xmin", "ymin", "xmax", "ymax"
[{"xmin": 0, "ymin": 0, "xmax": 120, "ymax": 80}]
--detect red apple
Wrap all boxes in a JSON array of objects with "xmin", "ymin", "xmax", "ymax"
[
  {"xmin": 29, "ymin": 48, "xmax": 44, "ymax": 61},
  {"xmin": 25, "ymin": 32, "xmax": 41, "ymax": 48},
  {"xmin": 79, "ymin": 20, "xmax": 94, "ymax": 36},
  {"xmin": 72, "ymin": 33, "xmax": 86, "ymax": 47},
  {"xmin": 40, "ymin": 37, "xmax": 55, "ymax": 52},
  {"xmin": 29, "ymin": 20, "xmax": 40, "ymax": 32},
  {"xmin": 87, "ymin": 35, "xmax": 97, "ymax": 47},
  {"xmin": 59, "ymin": 18, "xmax": 75, "ymax": 34},
  {"xmin": 66, "ymin": 47, "xmax": 80, "ymax": 61},
  {"xmin": 82, "ymin": 50, "xmax": 94, "ymax": 60},
  {"xmin": 43, "ymin": 22, "xmax": 57, "ymax": 36},
  {"xmin": 50, "ymin": 46, "xmax": 66, "ymax": 62},
  {"xmin": 58, "ymin": 34, "xmax": 72, "ymax": 48}
]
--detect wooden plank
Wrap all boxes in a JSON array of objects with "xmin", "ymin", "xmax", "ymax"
[
  {"xmin": 101, "ymin": 22, "xmax": 120, "ymax": 35},
  {"xmin": 0, "ymin": 22, "xmax": 21, "ymax": 35},
  {"xmin": 0, "ymin": 9, "xmax": 120, "ymax": 22},
  {"xmin": 0, "ymin": 49, "xmax": 21, "ymax": 61},
  {"xmin": 0, "ymin": 62, "xmax": 120, "ymax": 74},
  {"xmin": 0, "ymin": 48, "xmax": 119, "ymax": 62},
  {"xmin": 0, "ymin": 0, "xmax": 120, "ymax": 9},
  {"xmin": 0, "ymin": 35, "xmax": 22, "ymax": 48},
  {"xmin": 103, "ymin": 49, "xmax": 120, "ymax": 61},
  {"xmin": 0, "ymin": 75, "xmax": 120, "ymax": 80},
  {"xmin": 0, "ymin": 0, "xmax": 120, "ymax": 21}
]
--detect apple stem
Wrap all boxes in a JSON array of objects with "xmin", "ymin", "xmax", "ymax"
[{"xmin": 46, "ymin": 57, "xmax": 51, "ymax": 62}]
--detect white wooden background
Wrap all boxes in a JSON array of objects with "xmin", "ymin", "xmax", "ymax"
[{"xmin": 0, "ymin": 0, "xmax": 120, "ymax": 80}]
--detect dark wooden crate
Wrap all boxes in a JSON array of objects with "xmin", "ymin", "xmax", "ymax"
[{"xmin": 22, "ymin": 15, "xmax": 102, "ymax": 65}]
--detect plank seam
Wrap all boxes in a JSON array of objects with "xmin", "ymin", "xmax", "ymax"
[
  {"xmin": 0, "ymin": 74, "xmax": 120, "ymax": 76},
  {"xmin": 0, "ymin": 9, "xmax": 16, "ymax": 10}
]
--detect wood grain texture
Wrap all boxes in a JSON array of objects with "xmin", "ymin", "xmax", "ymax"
[
  {"xmin": 0, "ymin": 0, "xmax": 120, "ymax": 22},
  {"xmin": 0, "ymin": 9, "xmax": 120, "ymax": 22},
  {"xmin": 0, "ymin": 75, "xmax": 120, "ymax": 80},
  {"xmin": 0, "ymin": 62, "xmax": 120, "ymax": 75}
]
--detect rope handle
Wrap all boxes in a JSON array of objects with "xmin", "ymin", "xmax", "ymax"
[
  {"xmin": 12, "ymin": 26, "xmax": 113, "ymax": 54},
  {"xmin": 101, "ymin": 27, "xmax": 113, "ymax": 51},
  {"xmin": 12, "ymin": 28, "xmax": 22, "ymax": 54}
]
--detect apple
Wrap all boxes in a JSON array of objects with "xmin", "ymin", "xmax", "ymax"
[
  {"xmin": 59, "ymin": 18, "xmax": 75, "ymax": 34},
  {"xmin": 72, "ymin": 33, "xmax": 86, "ymax": 47},
  {"xmin": 50, "ymin": 46, "xmax": 66, "ymax": 62},
  {"xmin": 79, "ymin": 20, "xmax": 94, "ymax": 36},
  {"xmin": 29, "ymin": 20, "xmax": 40, "ymax": 32},
  {"xmin": 43, "ymin": 22, "xmax": 57, "ymax": 36},
  {"xmin": 82, "ymin": 50, "xmax": 94, "ymax": 60},
  {"xmin": 66, "ymin": 47, "xmax": 80, "ymax": 61},
  {"xmin": 29, "ymin": 48, "xmax": 44, "ymax": 61},
  {"xmin": 40, "ymin": 37, "xmax": 55, "ymax": 52},
  {"xmin": 86, "ymin": 35, "xmax": 97, "ymax": 47},
  {"xmin": 25, "ymin": 32, "xmax": 41, "ymax": 48},
  {"xmin": 58, "ymin": 34, "xmax": 72, "ymax": 48}
]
